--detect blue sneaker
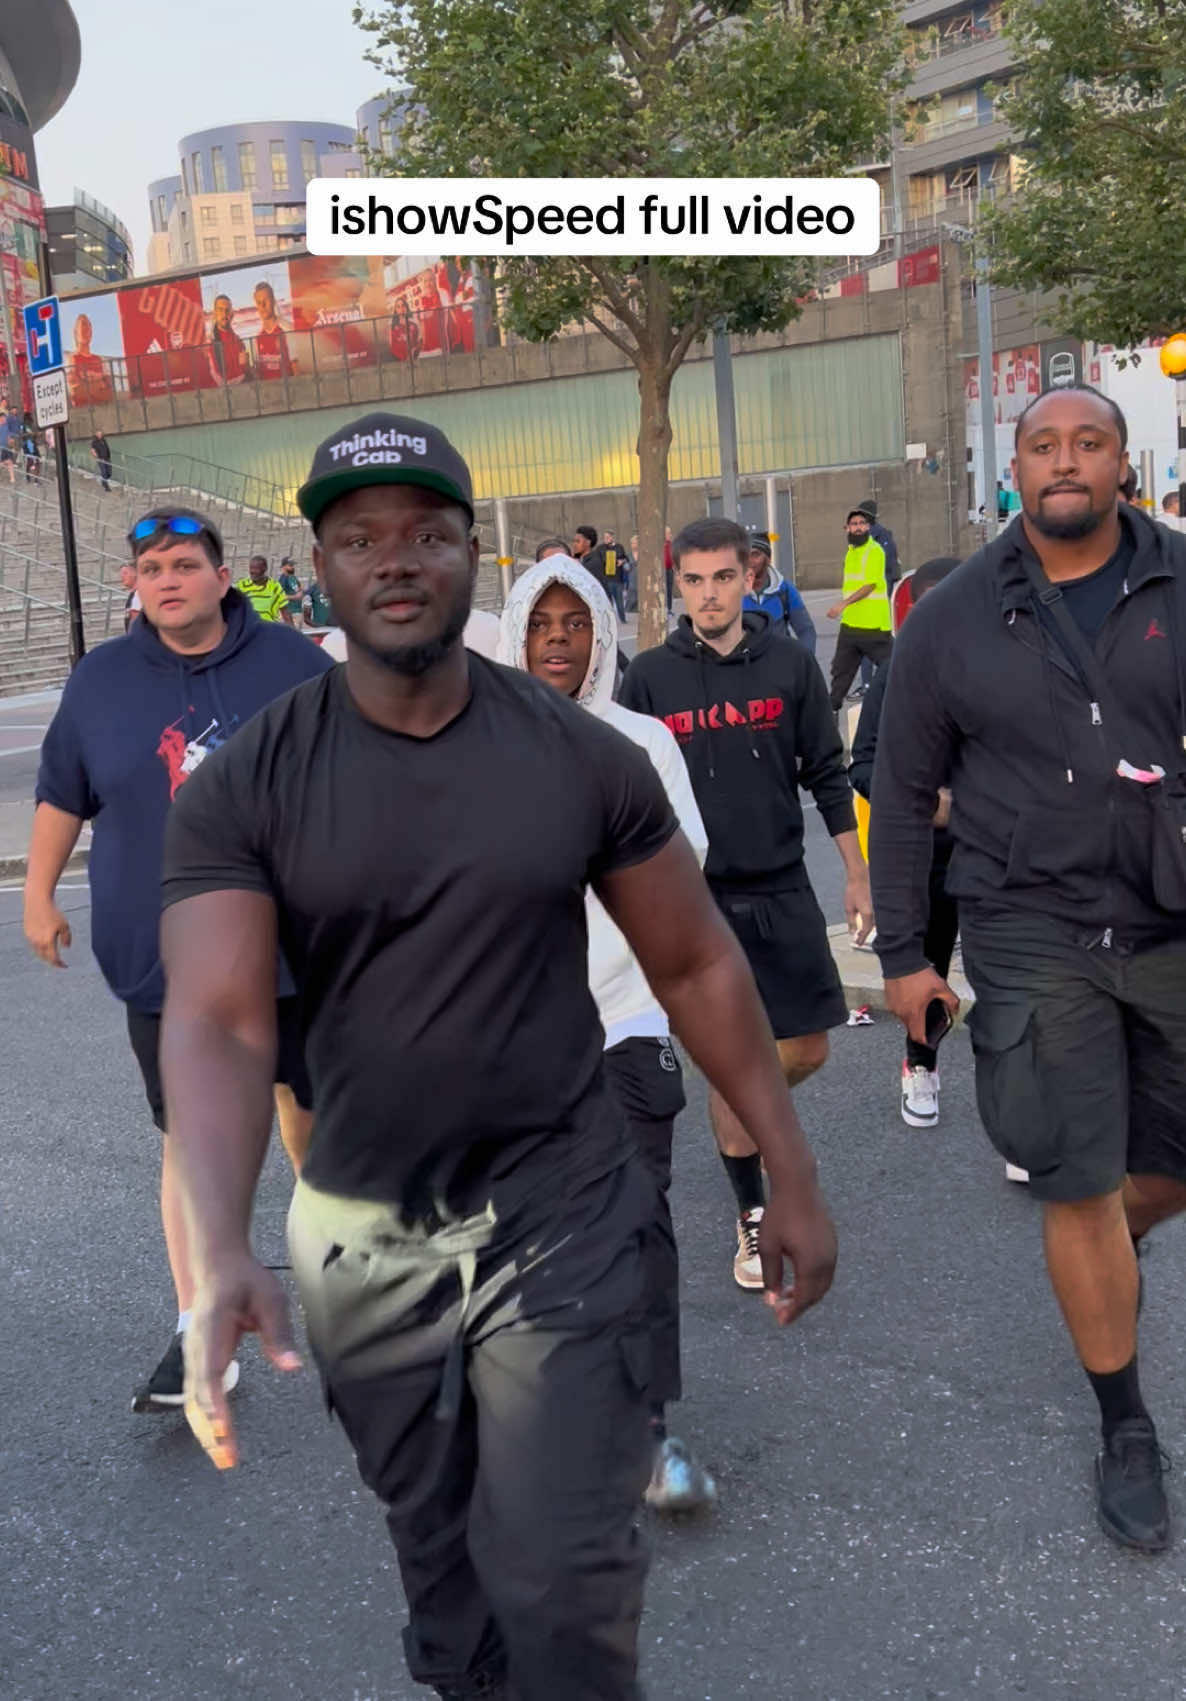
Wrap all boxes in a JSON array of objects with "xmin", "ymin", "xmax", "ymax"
[{"xmin": 644, "ymin": 1436, "xmax": 717, "ymax": 1513}]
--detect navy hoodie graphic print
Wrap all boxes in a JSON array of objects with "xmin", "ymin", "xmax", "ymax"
[{"xmin": 36, "ymin": 587, "xmax": 332, "ymax": 1012}]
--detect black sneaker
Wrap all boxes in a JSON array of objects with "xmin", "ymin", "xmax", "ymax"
[
  {"xmin": 1095, "ymin": 1418, "xmax": 1172, "ymax": 1553},
  {"xmin": 131, "ymin": 1332, "xmax": 240, "ymax": 1414}
]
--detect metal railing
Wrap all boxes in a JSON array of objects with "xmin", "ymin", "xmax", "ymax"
[{"xmin": 0, "ymin": 542, "xmax": 125, "ymax": 646}]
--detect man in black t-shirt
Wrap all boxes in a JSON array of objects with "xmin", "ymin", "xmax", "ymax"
[{"xmin": 160, "ymin": 411, "xmax": 836, "ymax": 1701}]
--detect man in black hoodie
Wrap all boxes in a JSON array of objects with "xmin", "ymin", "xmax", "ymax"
[
  {"xmin": 871, "ymin": 385, "xmax": 1186, "ymax": 1555},
  {"xmin": 621, "ymin": 517, "xmax": 871, "ymax": 1292}
]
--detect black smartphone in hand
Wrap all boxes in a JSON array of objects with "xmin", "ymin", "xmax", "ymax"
[{"xmin": 924, "ymin": 997, "xmax": 955, "ymax": 1051}]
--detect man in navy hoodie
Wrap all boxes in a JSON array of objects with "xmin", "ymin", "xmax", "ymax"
[
  {"xmin": 621, "ymin": 516, "xmax": 871, "ymax": 1292},
  {"xmin": 23, "ymin": 505, "xmax": 331, "ymax": 1414}
]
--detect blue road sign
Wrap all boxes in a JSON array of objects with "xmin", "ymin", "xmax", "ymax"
[{"xmin": 23, "ymin": 296, "xmax": 63, "ymax": 376}]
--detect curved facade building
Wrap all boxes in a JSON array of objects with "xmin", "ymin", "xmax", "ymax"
[
  {"xmin": 48, "ymin": 189, "xmax": 134, "ymax": 294},
  {"xmin": 0, "ymin": 1, "xmax": 81, "ymax": 398},
  {"xmin": 148, "ymin": 120, "xmax": 355, "ymax": 272}
]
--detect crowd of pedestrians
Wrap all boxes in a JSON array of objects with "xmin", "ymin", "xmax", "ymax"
[{"xmin": 19, "ymin": 385, "xmax": 1186, "ymax": 1698}]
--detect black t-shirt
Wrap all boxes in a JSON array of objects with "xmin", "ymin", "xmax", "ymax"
[
  {"xmin": 91, "ymin": 435, "xmax": 109, "ymax": 460},
  {"xmin": 161, "ymin": 658, "xmax": 678, "ymax": 1214},
  {"xmin": 1039, "ymin": 531, "xmax": 1136, "ymax": 644}
]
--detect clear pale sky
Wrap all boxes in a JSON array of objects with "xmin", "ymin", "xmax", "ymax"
[{"xmin": 34, "ymin": 0, "xmax": 384, "ymax": 274}]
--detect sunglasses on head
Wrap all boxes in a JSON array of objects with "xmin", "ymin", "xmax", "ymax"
[{"xmin": 131, "ymin": 514, "xmax": 206, "ymax": 544}]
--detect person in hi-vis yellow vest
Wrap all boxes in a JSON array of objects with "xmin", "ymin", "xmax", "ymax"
[{"xmin": 826, "ymin": 509, "xmax": 893, "ymax": 711}]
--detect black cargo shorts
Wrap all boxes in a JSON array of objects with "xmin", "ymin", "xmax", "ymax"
[{"xmin": 960, "ymin": 906, "xmax": 1186, "ymax": 1203}]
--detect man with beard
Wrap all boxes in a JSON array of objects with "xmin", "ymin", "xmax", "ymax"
[
  {"xmin": 158, "ymin": 412, "xmax": 837, "ymax": 1700},
  {"xmin": 827, "ymin": 507, "xmax": 894, "ymax": 710},
  {"xmin": 871, "ymin": 386, "xmax": 1186, "ymax": 1554}
]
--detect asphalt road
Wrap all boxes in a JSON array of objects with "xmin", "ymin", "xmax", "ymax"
[{"xmin": 6, "ymin": 592, "xmax": 1186, "ymax": 1699}]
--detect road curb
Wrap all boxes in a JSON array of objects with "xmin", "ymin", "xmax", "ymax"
[
  {"xmin": 0, "ymin": 849, "xmax": 88, "ymax": 883},
  {"xmin": 827, "ymin": 924, "xmax": 975, "ymax": 1022}
]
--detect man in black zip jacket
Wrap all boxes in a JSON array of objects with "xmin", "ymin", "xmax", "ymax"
[
  {"xmin": 621, "ymin": 517, "xmax": 871, "ymax": 1294},
  {"xmin": 871, "ymin": 386, "xmax": 1186, "ymax": 1555}
]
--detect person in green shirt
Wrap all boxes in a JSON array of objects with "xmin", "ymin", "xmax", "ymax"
[
  {"xmin": 235, "ymin": 556, "xmax": 291, "ymax": 624},
  {"xmin": 277, "ymin": 555, "xmax": 304, "ymax": 620},
  {"xmin": 826, "ymin": 508, "xmax": 893, "ymax": 711},
  {"xmin": 302, "ymin": 579, "xmax": 334, "ymax": 629}
]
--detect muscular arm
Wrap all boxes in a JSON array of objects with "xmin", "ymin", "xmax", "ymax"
[
  {"xmin": 596, "ymin": 833, "xmax": 836, "ymax": 1320},
  {"xmin": 159, "ymin": 889, "xmax": 299, "ymax": 1465},
  {"xmin": 160, "ymin": 890, "xmax": 279, "ymax": 1258}
]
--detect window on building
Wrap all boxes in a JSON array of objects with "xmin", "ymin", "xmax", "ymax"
[
  {"xmin": 211, "ymin": 145, "xmax": 227, "ymax": 192},
  {"xmin": 239, "ymin": 141, "xmax": 257, "ymax": 189},
  {"xmin": 184, "ymin": 240, "xmax": 193, "ymax": 261},
  {"xmin": 378, "ymin": 120, "xmax": 394, "ymax": 154},
  {"xmin": 255, "ymin": 204, "xmax": 274, "ymax": 222},
  {"xmin": 201, "ymin": 204, "xmax": 217, "ymax": 225},
  {"xmin": 270, "ymin": 141, "xmax": 288, "ymax": 188},
  {"xmin": 181, "ymin": 158, "xmax": 190, "ymax": 194},
  {"xmin": 234, "ymin": 235, "xmax": 249, "ymax": 255},
  {"xmin": 230, "ymin": 202, "xmax": 245, "ymax": 224},
  {"xmin": 274, "ymin": 204, "xmax": 304, "ymax": 227},
  {"xmin": 301, "ymin": 139, "xmax": 318, "ymax": 182},
  {"xmin": 179, "ymin": 207, "xmax": 188, "ymax": 228},
  {"xmin": 156, "ymin": 194, "xmax": 167, "ymax": 230},
  {"xmin": 203, "ymin": 237, "xmax": 221, "ymax": 259},
  {"xmin": 192, "ymin": 152, "xmax": 205, "ymax": 193},
  {"xmin": 345, "ymin": 168, "xmax": 361, "ymax": 179}
]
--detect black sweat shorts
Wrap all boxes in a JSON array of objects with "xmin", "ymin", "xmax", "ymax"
[
  {"xmin": 711, "ymin": 878, "xmax": 847, "ymax": 1040},
  {"xmin": 961, "ymin": 906, "xmax": 1186, "ymax": 1203},
  {"xmin": 126, "ymin": 996, "xmax": 313, "ymax": 1132}
]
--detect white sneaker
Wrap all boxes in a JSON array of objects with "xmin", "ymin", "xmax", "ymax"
[
  {"xmin": 900, "ymin": 1061, "xmax": 939, "ymax": 1128},
  {"xmin": 733, "ymin": 1207, "xmax": 765, "ymax": 1290},
  {"xmin": 1005, "ymin": 1162, "xmax": 1030, "ymax": 1184}
]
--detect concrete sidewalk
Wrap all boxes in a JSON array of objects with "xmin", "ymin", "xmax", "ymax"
[{"xmin": 829, "ymin": 922, "xmax": 974, "ymax": 1019}]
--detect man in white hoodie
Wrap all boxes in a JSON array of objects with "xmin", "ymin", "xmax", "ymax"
[{"xmin": 499, "ymin": 557, "xmax": 716, "ymax": 1512}]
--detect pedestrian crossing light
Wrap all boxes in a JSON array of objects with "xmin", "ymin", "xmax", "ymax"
[{"xmin": 1159, "ymin": 334, "xmax": 1186, "ymax": 378}]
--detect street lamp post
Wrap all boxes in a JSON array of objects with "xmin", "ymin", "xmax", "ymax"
[{"xmin": 945, "ymin": 222, "xmax": 997, "ymax": 539}]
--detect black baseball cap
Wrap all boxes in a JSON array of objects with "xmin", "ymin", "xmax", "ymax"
[{"xmin": 297, "ymin": 411, "xmax": 474, "ymax": 529}]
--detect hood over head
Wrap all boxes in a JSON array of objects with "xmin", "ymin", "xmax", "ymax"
[{"xmin": 497, "ymin": 556, "xmax": 618, "ymax": 715}]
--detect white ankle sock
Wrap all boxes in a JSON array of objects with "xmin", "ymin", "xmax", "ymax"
[{"xmin": 176, "ymin": 1310, "xmax": 192, "ymax": 1335}]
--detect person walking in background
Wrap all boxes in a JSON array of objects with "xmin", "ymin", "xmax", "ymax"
[
  {"xmin": 535, "ymin": 535, "xmax": 569, "ymax": 562},
  {"xmin": 621, "ymin": 517, "xmax": 869, "ymax": 1294},
  {"xmin": 827, "ymin": 508, "xmax": 893, "ymax": 711},
  {"xmin": 848, "ymin": 556, "xmax": 961, "ymax": 1131},
  {"xmin": 499, "ymin": 554, "xmax": 717, "ymax": 1512},
  {"xmin": 277, "ymin": 556, "xmax": 303, "ymax": 622},
  {"xmin": 22, "ymin": 506, "xmax": 330, "ymax": 1416},
  {"xmin": 744, "ymin": 533, "xmax": 817, "ymax": 654},
  {"xmin": 852, "ymin": 500, "xmax": 899, "ymax": 690},
  {"xmin": 236, "ymin": 556, "xmax": 292, "ymax": 625},
  {"xmin": 0, "ymin": 404, "xmax": 17, "ymax": 485},
  {"xmin": 572, "ymin": 524, "xmax": 625, "ymax": 621},
  {"xmin": 23, "ymin": 424, "xmax": 40, "ymax": 484},
  {"xmin": 90, "ymin": 429, "xmax": 113, "ymax": 493}
]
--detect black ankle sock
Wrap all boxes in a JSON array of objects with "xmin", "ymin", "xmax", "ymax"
[
  {"xmin": 1087, "ymin": 1356, "xmax": 1150, "ymax": 1437},
  {"xmin": 721, "ymin": 1153, "xmax": 765, "ymax": 1216}
]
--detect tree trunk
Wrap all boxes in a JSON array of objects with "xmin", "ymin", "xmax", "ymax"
[{"xmin": 635, "ymin": 355, "xmax": 674, "ymax": 655}]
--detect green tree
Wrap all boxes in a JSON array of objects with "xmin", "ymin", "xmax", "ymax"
[
  {"xmin": 356, "ymin": 0, "xmax": 904, "ymax": 649},
  {"xmin": 985, "ymin": 0, "xmax": 1186, "ymax": 351}
]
